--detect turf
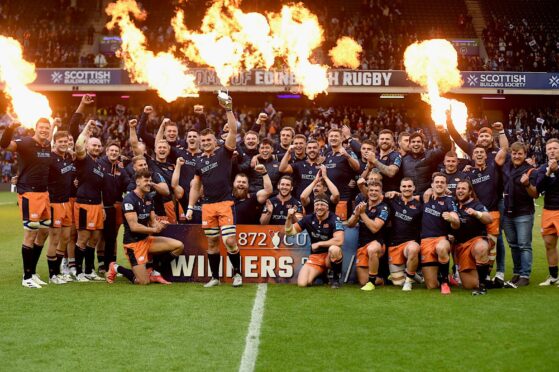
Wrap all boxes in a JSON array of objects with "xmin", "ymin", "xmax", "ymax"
[{"xmin": 0, "ymin": 191, "xmax": 558, "ymax": 371}]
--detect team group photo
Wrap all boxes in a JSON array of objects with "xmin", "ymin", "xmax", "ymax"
[{"xmin": 0, "ymin": 0, "xmax": 558, "ymax": 370}]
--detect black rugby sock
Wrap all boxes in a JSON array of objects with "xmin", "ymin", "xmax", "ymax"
[
  {"xmin": 331, "ymin": 260, "xmax": 342, "ymax": 281},
  {"xmin": 32, "ymin": 244, "xmax": 44, "ymax": 274},
  {"xmin": 208, "ymin": 253, "xmax": 221, "ymax": 280},
  {"xmin": 97, "ymin": 255, "xmax": 105, "ymax": 271},
  {"xmin": 227, "ymin": 252, "xmax": 241, "ymax": 275},
  {"xmin": 47, "ymin": 256, "xmax": 57, "ymax": 277},
  {"xmin": 74, "ymin": 245, "xmax": 84, "ymax": 274},
  {"xmin": 368, "ymin": 274, "xmax": 377, "ymax": 285},
  {"xmin": 55, "ymin": 254, "xmax": 64, "ymax": 275},
  {"xmin": 84, "ymin": 246, "xmax": 95, "ymax": 274},
  {"xmin": 439, "ymin": 261, "xmax": 450, "ymax": 284},
  {"xmin": 22, "ymin": 245, "xmax": 34, "ymax": 280},
  {"xmin": 116, "ymin": 265, "xmax": 135, "ymax": 283},
  {"xmin": 476, "ymin": 264, "xmax": 490, "ymax": 287},
  {"xmin": 549, "ymin": 266, "xmax": 558, "ymax": 279}
]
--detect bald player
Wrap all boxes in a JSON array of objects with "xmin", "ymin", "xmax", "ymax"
[{"xmin": 73, "ymin": 120, "xmax": 105, "ymax": 282}]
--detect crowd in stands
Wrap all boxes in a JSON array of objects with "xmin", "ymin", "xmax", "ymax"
[
  {"xmin": 1, "ymin": 0, "xmax": 557, "ymax": 73},
  {"xmin": 0, "ymin": 0, "xmax": 89, "ymax": 67},
  {"xmin": 482, "ymin": 16, "xmax": 559, "ymax": 72}
]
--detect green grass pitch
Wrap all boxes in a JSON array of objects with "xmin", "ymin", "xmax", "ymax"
[{"xmin": 0, "ymin": 191, "xmax": 558, "ymax": 371}]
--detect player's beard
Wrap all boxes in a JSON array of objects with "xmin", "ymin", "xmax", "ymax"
[{"xmin": 233, "ymin": 187, "xmax": 248, "ymax": 199}]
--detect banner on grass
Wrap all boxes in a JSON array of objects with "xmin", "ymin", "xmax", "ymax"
[{"xmin": 159, "ymin": 224, "xmax": 359, "ymax": 283}]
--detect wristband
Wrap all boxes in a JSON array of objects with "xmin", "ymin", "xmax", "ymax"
[
  {"xmin": 187, "ymin": 205, "xmax": 194, "ymax": 210},
  {"xmin": 262, "ymin": 172, "xmax": 268, "ymax": 176}
]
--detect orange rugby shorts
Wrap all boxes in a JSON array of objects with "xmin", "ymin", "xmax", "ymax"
[
  {"xmin": 541, "ymin": 209, "xmax": 559, "ymax": 236},
  {"xmin": 420, "ymin": 236, "xmax": 447, "ymax": 264},
  {"xmin": 124, "ymin": 236, "xmax": 154, "ymax": 266},
  {"xmin": 74, "ymin": 202, "xmax": 104, "ymax": 230},
  {"xmin": 18, "ymin": 192, "xmax": 50, "ymax": 222},
  {"xmin": 356, "ymin": 242, "xmax": 386, "ymax": 268},
  {"xmin": 388, "ymin": 241, "xmax": 413, "ymax": 266},
  {"xmin": 486, "ymin": 211, "xmax": 500, "ymax": 236},
  {"xmin": 453, "ymin": 237, "xmax": 487, "ymax": 272},
  {"xmin": 202, "ymin": 200, "xmax": 235, "ymax": 228},
  {"xmin": 50, "ymin": 202, "xmax": 73, "ymax": 228},
  {"xmin": 305, "ymin": 252, "xmax": 329, "ymax": 274}
]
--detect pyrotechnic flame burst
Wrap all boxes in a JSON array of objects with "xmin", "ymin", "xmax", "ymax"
[
  {"xmin": 0, "ymin": 36, "xmax": 52, "ymax": 128},
  {"xmin": 106, "ymin": 0, "xmax": 198, "ymax": 102},
  {"xmin": 329, "ymin": 37, "xmax": 363, "ymax": 69},
  {"xmin": 403, "ymin": 39, "xmax": 468, "ymax": 133},
  {"xmin": 107, "ymin": 0, "xmax": 361, "ymax": 101}
]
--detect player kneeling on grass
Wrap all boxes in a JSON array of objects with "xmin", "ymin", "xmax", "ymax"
[
  {"xmin": 420, "ymin": 173, "xmax": 460, "ymax": 294},
  {"xmin": 346, "ymin": 181, "xmax": 389, "ymax": 291},
  {"xmin": 285, "ymin": 194, "xmax": 344, "ymax": 288},
  {"xmin": 453, "ymin": 180, "xmax": 493, "ymax": 295},
  {"xmin": 106, "ymin": 169, "xmax": 183, "ymax": 285}
]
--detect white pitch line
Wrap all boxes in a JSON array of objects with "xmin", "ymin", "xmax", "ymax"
[{"xmin": 239, "ymin": 283, "xmax": 268, "ymax": 372}]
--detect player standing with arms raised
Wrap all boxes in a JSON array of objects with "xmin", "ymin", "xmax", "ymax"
[{"xmin": 186, "ymin": 92, "xmax": 242, "ymax": 287}]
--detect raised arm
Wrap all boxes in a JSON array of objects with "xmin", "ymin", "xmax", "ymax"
[
  {"xmin": 321, "ymin": 164, "xmax": 340, "ymax": 204},
  {"xmin": 75, "ymin": 120, "xmax": 95, "ymax": 160},
  {"xmin": 446, "ymin": 114, "xmax": 471, "ymax": 154},
  {"xmin": 255, "ymin": 164, "xmax": 273, "ymax": 204},
  {"xmin": 0, "ymin": 121, "xmax": 20, "ymax": 152},
  {"xmin": 278, "ymin": 144, "xmax": 294, "ymax": 173},
  {"xmin": 217, "ymin": 93, "xmax": 237, "ymax": 151},
  {"xmin": 138, "ymin": 106, "xmax": 155, "ymax": 149},
  {"xmin": 155, "ymin": 118, "xmax": 171, "ymax": 145},
  {"xmin": 128, "ymin": 119, "xmax": 143, "ymax": 157},
  {"xmin": 172, "ymin": 157, "xmax": 185, "ymax": 199}
]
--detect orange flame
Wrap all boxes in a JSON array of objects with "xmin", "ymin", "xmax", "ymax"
[
  {"xmin": 106, "ymin": 0, "xmax": 197, "ymax": 102},
  {"xmin": 329, "ymin": 37, "xmax": 363, "ymax": 69},
  {"xmin": 172, "ymin": 1, "xmax": 356, "ymax": 99},
  {"xmin": 403, "ymin": 39, "xmax": 467, "ymax": 133},
  {"xmin": 0, "ymin": 36, "xmax": 52, "ymax": 128}
]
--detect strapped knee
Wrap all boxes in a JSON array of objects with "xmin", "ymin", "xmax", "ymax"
[
  {"xmin": 39, "ymin": 219, "xmax": 51, "ymax": 229},
  {"xmin": 204, "ymin": 228, "xmax": 220, "ymax": 238},
  {"xmin": 23, "ymin": 220, "xmax": 40, "ymax": 231},
  {"xmin": 389, "ymin": 264, "xmax": 405, "ymax": 285}
]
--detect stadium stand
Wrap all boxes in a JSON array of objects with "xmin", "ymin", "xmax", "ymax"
[{"xmin": 481, "ymin": 0, "xmax": 559, "ymax": 72}]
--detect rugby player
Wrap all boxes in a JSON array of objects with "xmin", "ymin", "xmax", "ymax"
[
  {"xmin": 535, "ymin": 138, "xmax": 559, "ymax": 286},
  {"xmin": 453, "ymin": 180, "xmax": 493, "ymax": 295},
  {"xmin": 279, "ymin": 139, "xmax": 321, "ymax": 197},
  {"xmin": 467, "ymin": 144, "xmax": 507, "ymax": 285},
  {"xmin": 170, "ymin": 128, "xmax": 201, "ymax": 223},
  {"xmin": 324, "ymin": 128, "xmax": 361, "ymax": 220},
  {"xmin": 401, "ymin": 126, "xmax": 451, "ymax": 194},
  {"xmin": 260, "ymin": 176, "xmax": 303, "ymax": 225},
  {"xmin": 274, "ymin": 127, "xmax": 295, "ymax": 161},
  {"xmin": 441, "ymin": 152, "xmax": 468, "ymax": 196},
  {"xmin": 372, "ymin": 129, "xmax": 402, "ymax": 192},
  {"xmin": 186, "ymin": 92, "xmax": 243, "ymax": 287},
  {"xmin": 106, "ymin": 169, "xmax": 184, "ymax": 285},
  {"xmin": 233, "ymin": 169, "xmax": 273, "ymax": 225},
  {"xmin": 346, "ymin": 181, "xmax": 390, "ymax": 291},
  {"xmin": 502, "ymin": 142, "xmax": 538, "ymax": 287},
  {"xmin": 248, "ymin": 138, "xmax": 281, "ymax": 194},
  {"xmin": 285, "ymin": 193, "xmax": 344, "ymax": 288},
  {"xmin": 46, "ymin": 130, "xmax": 74, "ymax": 284},
  {"xmin": 98, "ymin": 141, "xmax": 127, "ymax": 273},
  {"xmin": 73, "ymin": 120, "xmax": 105, "ymax": 281},
  {"xmin": 448, "ymin": 120, "xmax": 509, "ymax": 284},
  {"xmin": 300, "ymin": 165, "xmax": 339, "ymax": 215},
  {"xmin": 384, "ymin": 178, "xmax": 423, "ymax": 291},
  {"xmin": 1, "ymin": 119, "xmax": 52, "ymax": 288},
  {"xmin": 420, "ymin": 172, "xmax": 460, "ymax": 294}
]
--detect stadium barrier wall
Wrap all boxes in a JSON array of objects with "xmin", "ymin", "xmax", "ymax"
[
  {"xmin": 159, "ymin": 224, "xmax": 359, "ymax": 283},
  {"xmin": 22, "ymin": 68, "xmax": 559, "ymax": 95}
]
